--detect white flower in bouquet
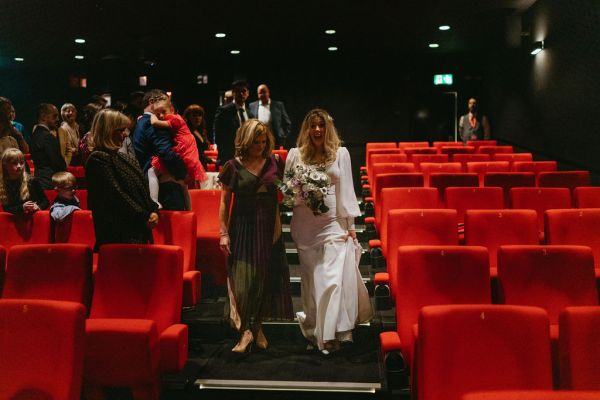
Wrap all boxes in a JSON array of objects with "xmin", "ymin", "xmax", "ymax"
[{"xmin": 277, "ymin": 164, "xmax": 331, "ymax": 215}]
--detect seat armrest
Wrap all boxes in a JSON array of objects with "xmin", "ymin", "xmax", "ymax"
[{"xmin": 160, "ymin": 324, "xmax": 188, "ymax": 373}]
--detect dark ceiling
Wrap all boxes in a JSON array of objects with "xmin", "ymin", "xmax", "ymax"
[{"xmin": 0, "ymin": 0, "xmax": 537, "ymax": 70}]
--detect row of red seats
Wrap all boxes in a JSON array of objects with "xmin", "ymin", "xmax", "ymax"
[{"xmin": 0, "ymin": 244, "xmax": 187, "ymax": 400}]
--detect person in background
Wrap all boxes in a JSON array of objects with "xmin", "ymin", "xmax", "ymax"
[
  {"xmin": 10, "ymin": 104, "xmax": 31, "ymax": 145},
  {"xmin": 0, "ymin": 97, "xmax": 21, "ymax": 154},
  {"xmin": 78, "ymin": 103, "xmax": 103, "ymax": 164},
  {"xmin": 249, "ymin": 84, "xmax": 292, "ymax": 149},
  {"xmin": 183, "ymin": 104, "xmax": 215, "ymax": 169},
  {"xmin": 49, "ymin": 171, "xmax": 80, "ymax": 222},
  {"xmin": 30, "ymin": 103, "xmax": 66, "ymax": 189},
  {"xmin": 223, "ymin": 90, "xmax": 234, "ymax": 105},
  {"xmin": 85, "ymin": 109, "xmax": 158, "ymax": 250},
  {"xmin": 0, "ymin": 148, "xmax": 48, "ymax": 214},
  {"xmin": 458, "ymin": 97, "xmax": 491, "ymax": 143},
  {"xmin": 218, "ymin": 119, "xmax": 293, "ymax": 354},
  {"xmin": 58, "ymin": 103, "xmax": 80, "ymax": 165}
]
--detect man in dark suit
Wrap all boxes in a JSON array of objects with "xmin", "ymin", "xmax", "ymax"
[
  {"xmin": 249, "ymin": 84, "xmax": 292, "ymax": 148},
  {"xmin": 133, "ymin": 89, "xmax": 188, "ymax": 210},
  {"xmin": 30, "ymin": 103, "xmax": 66, "ymax": 189},
  {"xmin": 213, "ymin": 80, "xmax": 254, "ymax": 164}
]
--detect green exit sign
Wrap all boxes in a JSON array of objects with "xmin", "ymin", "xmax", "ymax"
[{"xmin": 434, "ymin": 74, "xmax": 453, "ymax": 85}]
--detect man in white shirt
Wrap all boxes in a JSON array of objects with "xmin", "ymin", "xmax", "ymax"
[{"xmin": 249, "ymin": 84, "xmax": 292, "ymax": 148}]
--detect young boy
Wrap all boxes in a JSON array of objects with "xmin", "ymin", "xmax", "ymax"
[{"xmin": 50, "ymin": 171, "xmax": 81, "ymax": 222}]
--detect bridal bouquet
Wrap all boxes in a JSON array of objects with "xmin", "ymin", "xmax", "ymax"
[{"xmin": 278, "ymin": 164, "xmax": 331, "ymax": 215}]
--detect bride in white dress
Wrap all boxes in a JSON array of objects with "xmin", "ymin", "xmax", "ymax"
[{"xmin": 285, "ymin": 109, "xmax": 373, "ymax": 355}]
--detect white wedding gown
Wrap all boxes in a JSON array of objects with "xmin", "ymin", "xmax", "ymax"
[{"xmin": 286, "ymin": 147, "xmax": 373, "ymax": 351}]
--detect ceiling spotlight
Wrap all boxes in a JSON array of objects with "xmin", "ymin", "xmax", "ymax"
[
  {"xmin": 328, "ymin": 46, "xmax": 338, "ymax": 51},
  {"xmin": 75, "ymin": 55, "xmax": 84, "ymax": 60},
  {"xmin": 75, "ymin": 38, "xmax": 86, "ymax": 44},
  {"xmin": 530, "ymin": 40, "xmax": 544, "ymax": 55},
  {"xmin": 215, "ymin": 33, "xmax": 226, "ymax": 38},
  {"xmin": 325, "ymin": 29, "xmax": 336, "ymax": 35},
  {"xmin": 429, "ymin": 43, "xmax": 440, "ymax": 48},
  {"xmin": 438, "ymin": 25, "xmax": 450, "ymax": 31},
  {"xmin": 230, "ymin": 49, "xmax": 240, "ymax": 55},
  {"xmin": 14, "ymin": 57, "xmax": 24, "ymax": 62}
]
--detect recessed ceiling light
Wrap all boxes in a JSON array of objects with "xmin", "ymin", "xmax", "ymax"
[
  {"xmin": 328, "ymin": 46, "xmax": 338, "ymax": 51},
  {"xmin": 215, "ymin": 33, "xmax": 226, "ymax": 38},
  {"xmin": 75, "ymin": 55, "xmax": 84, "ymax": 60},
  {"xmin": 325, "ymin": 29, "xmax": 336, "ymax": 35},
  {"xmin": 75, "ymin": 38, "xmax": 86, "ymax": 44},
  {"xmin": 429, "ymin": 43, "xmax": 440, "ymax": 48},
  {"xmin": 438, "ymin": 25, "xmax": 450, "ymax": 31},
  {"xmin": 230, "ymin": 50, "xmax": 240, "ymax": 55},
  {"xmin": 14, "ymin": 57, "xmax": 24, "ymax": 62}
]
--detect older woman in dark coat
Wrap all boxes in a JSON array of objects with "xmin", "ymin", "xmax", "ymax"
[{"xmin": 85, "ymin": 109, "xmax": 158, "ymax": 250}]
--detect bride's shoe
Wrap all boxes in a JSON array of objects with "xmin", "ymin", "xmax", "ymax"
[
  {"xmin": 232, "ymin": 330, "xmax": 254, "ymax": 353},
  {"xmin": 255, "ymin": 327, "xmax": 268, "ymax": 350}
]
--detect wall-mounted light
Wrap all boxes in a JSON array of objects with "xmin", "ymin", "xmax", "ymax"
[
  {"xmin": 530, "ymin": 40, "xmax": 544, "ymax": 55},
  {"xmin": 215, "ymin": 33, "xmax": 226, "ymax": 38}
]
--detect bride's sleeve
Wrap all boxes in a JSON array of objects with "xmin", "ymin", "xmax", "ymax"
[
  {"xmin": 336, "ymin": 147, "xmax": 361, "ymax": 230},
  {"xmin": 284, "ymin": 147, "xmax": 297, "ymax": 176}
]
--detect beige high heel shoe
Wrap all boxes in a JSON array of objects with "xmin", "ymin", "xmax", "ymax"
[
  {"xmin": 232, "ymin": 329, "xmax": 253, "ymax": 353},
  {"xmin": 255, "ymin": 327, "xmax": 268, "ymax": 350}
]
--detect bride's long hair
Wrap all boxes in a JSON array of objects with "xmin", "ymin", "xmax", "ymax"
[{"xmin": 296, "ymin": 109, "xmax": 341, "ymax": 165}]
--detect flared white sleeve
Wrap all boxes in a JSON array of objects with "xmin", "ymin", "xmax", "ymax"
[
  {"xmin": 284, "ymin": 147, "xmax": 298, "ymax": 176},
  {"xmin": 336, "ymin": 147, "xmax": 361, "ymax": 230}
]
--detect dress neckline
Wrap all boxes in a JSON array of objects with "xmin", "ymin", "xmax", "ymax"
[{"xmin": 234, "ymin": 156, "xmax": 270, "ymax": 178}]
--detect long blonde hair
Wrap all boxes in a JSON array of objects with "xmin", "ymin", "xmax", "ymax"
[
  {"xmin": 235, "ymin": 119, "xmax": 274, "ymax": 160},
  {"xmin": 90, "ymin": 109, "xmax": 130, "ymax": 152},
  {"xmin": 0, "ymin": 148, "xmax": 29, "ymax": 204},
  {"xmin": 296, "ymin": 108, "xmax": 341, "ymax": 165}
]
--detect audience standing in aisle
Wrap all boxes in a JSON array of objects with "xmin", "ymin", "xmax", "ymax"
[
  {"xmin": 30, "ymin": 103, "xmax": 67, "ymax": 189},
  {"xmin": 0, "ymin": 148, "xmax": 48, "ymax": 214},
  {"xmin": 459, "ymin": 97, "xmax": 491, "ymax": 143},
  {"xmin": 249, "ymin": 84, "xmax": 292, "ymax": 149},
  {"xmin": 183, "ymin": 104, "xmax": 216, "ymax": 169},
  {"xmin": 57, "ymin": 103, "xmax": 80, "ymax": 165}
]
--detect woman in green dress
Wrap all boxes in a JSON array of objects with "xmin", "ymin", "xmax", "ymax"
[{"xmin": 218, "ymin": 119, "xmax": 293, "ymax": 353}]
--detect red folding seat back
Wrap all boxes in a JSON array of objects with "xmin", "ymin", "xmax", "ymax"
[
  {"xmin": 365, "ymin": 148, "xmax": 402, "ymax": 170},
  {"xmin": 366, "ymin": 142, "xmax": 397, "ymax": 151},
  {"xmin": 453, "ymin": 153, "xmax": 490, "ymax": 169},
  {"xmin": 429, "ymin": 173, "xmax": 480, "ymax": 205},
  {"xmin": 370, "ymin": 163, "xmax": 417, "ymax": 199},
  {"xmin": 0, "ymin": 211, "xmax": 52, "ymax": 249},
  {"xmin": 463, "ymin": 391, "xmax": 600, "ymax": 400},
  {"xmin": 404, "ymin": 147, "xmax": 438, "ymax": 161},
  {"xmin": 189, "ymin": 189, "xmax": 228, "ymax": 285},
  {"xmin": 419, "ymin": 162, "xmax": 462, "ymax": 175},
  {"xmin": 467, "ymin": 140, "xmax": 497, "ymax": 150},
  {"xmin": 372, "ymin": 173, "xmax": 425, "ymax": 207},
  {"xmin": 538, "ymin": 171, "xmax": 591, "ymax": 190},
  {"xmin": 411, "ymin": 153, "xmax": 448, "ymax": 168},
  {"xmin": 367, "ymin": 154, "xmax": 408, "ymax": 182},
  {"xmin": 3, "ymin": 244, "xmax": 93, "ymax": 309},
  {"xmin": 493, "ymin": 153, "xmax": 533, "ymax": 166},
  {"xmin": 512, "ymin": 161, "xmax": 558, "ymax": 173},
  {"xmin": 271, "ymin": 149, "xmax": 288, "ymax": 162},
  {"xmin": 445, "ymin": 187, "xmax": 504, "ymax": 225},
  {"xmin": 441, "ymin": 146, "xmax": 475, "ymax": 156},
  {"xmin": 153, "ymin": 211, "xmax": 201, "ymax": 307},
  {"xmin": 559, "ymin": 306, "xmax": 600, "ymax": 390},
  {"xmin": 497, "ymin": 245, "xmax": 598, "ymax": 327},
  {"xmin": 467, "ymin": 161, "xmax": 511, "ymax": 174},
  {"xmin": 417, "ymin": 305, "xmax": 553, "ymax": 400},
  {"xmin": 574, "ymin": 187, "xmax": 600, "ymax": 208},
  {"xmin": 0, "ymin": 246, "xmax": 6, "ymax": 296},
  {"xmin": 399, "ymin": 141, "xmax": 429, "ymax": 150},
  {"xmin": 0, "ymin": 299, "xmax": 86, "ymax": 400},
  {"xmin": 376, "ymin": 188, "xmax": 439, "ymax": 235},
  {"xmin": 464, "ymin": 210, "xmax": 538, "ymax": 273},
  {"xmin": 385, "ymin": 209, "xmax": 457, "ymax": 299},
  {"xmin": 394, "ymin": 246, "xmax": 491, "ymax": 367},
  {"xmin": 54, "ymin": 210, "xmax": 96, "ymax": 248},
  {"xmin": 76, "ymin": 189, "xmax": 88, "ymax": 209},
  {"xmin": 433, "ymin": 141, "xmax": 461, "ymax": 151},
  {"xmin": 477, "ymin": 145, "xmax": 514, "ymax": 155},
  {"xmin": 44, "ymin": 189, "xmax": 58, "ymax": 204},
  {"xmin": 545, "ymin": 209, "xmax": 600, "ymax": 274},
  {"xmin": 510, "ymin": 188, "xmax": 572, "ymax": 241},
  {"xmin": 484, "ymin": 172, "xmax": 536, "ymax": 204}
]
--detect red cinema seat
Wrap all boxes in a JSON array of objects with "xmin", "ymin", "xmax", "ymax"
[
  {"xmin": 463, "ymin": 391, "xmax": 600, "ymax": 400},
  {"xmin": 433, "ymin": 141, "xmax": 461, "ymax": 152},
  {"xmin": 429, "ymin": 173, "xmax": 480, "ymax": 205},
  {"xmin": 574, "ymin": 187, "xmax": 600, "ymax": 208},
  {"xmin": 365, "ymin": 153, "xmax": 408, "ymax": 183},
  {"xmin": 364, "ymin": 172, "xmax": 424, "ymax": 206},
  {"xmin": 365, "ymin": 162, "xmax": 416, "ymax": 199},
  {"xmin": 478, "ymin": 145, "xmax": 514, "ymax": 156},
  {"xmin": 53, "ymin": 210, "xmax": 97, "ymax": 270},
  {"xmin": 271, "ymin": 149, "xmax": 288, "ymax": 162},
  {"xmin": 416, "ymin": 305, "xmax": 553, "ymax": 400},
  {"xmin": 154, "ymin": 211, "xmax": 201, "ymax": 307},
  {"xmin": 538, "ymin": 171, "xmax": 592, "ymax": 191},
  {"xmin": 0, "ymin": 299, "xmax": 86, "ymax": 400},
  {"xmin": 189, "ymin": 189, "xmax": 228, "ymax": 286},
  {"xmin": 419, "ymin": 162, "xmax": 462, "ymax": 186},
  {"xmin": 497, "ymin": 245, "xmax": 598, "ymax": 337},
  {"xmin": 445, "ymin": 187, "xmax": 504, "ymax": 228},
  {"xmin": 512, "ymin": 161, "xmax": 558, "ymax": 173},
  {"xmin": 0, "ymin": 246, "xmax": 6, "ymax": 296},
  {"xmin": 467, "ymin": 140, "xmax": 497, "ymax": 151},
  {"xmin": 464, "ymin": 210, "xmax": 538, "ymax": 276},
  {"xmin": 410, "ymin": 153, "xmax": 448, "ymax": 168},
  {"xmin": 452, "ymin": 153, "xmax": 491, "ymax": 170},
  {"xmin": 484, "ymin": 172, "xmax": 536, "ymax": 204},
  {"xmin": 84, "ymin": 244, "xmax": 187, "ymax": 399},
  {"xmin": 44, "ymin": 189, "xmax": 58, "ymax": 204},
  {"xmin": 366, "ymin": 142, "xmax": 397, "ymax": 150},
  {"xmin": 441, "ymin": 146, "xmax": 475, "ymax": 157},
  {"xmin": 380, "ymin": 246, "xmax": 490, "ymax": 369},
  {"xmin": 493, "ymin": 153, "xmax": 533, "ymax": 166},
  {"xmin": 545, "ymin": 209, "xmax": 600, "ymax": 277},
  {"xmin": 399, "ymin": 141, "xmax": 429, "ymax": 150},
  {"xmin": 3, "ymin": 244, "xmax": 93, "ymax": 310},
  {"xmin": 467, "ymin": 162, "xmax": 511, "ymax": 185},
  {"xmin": 365, "ymin": 148, "xmax": 402, "ymax": 171},
  {"xmin": 559, "ymin": 306, "xmax": 600, "ymax": 390},
  {"xmin": 0, "ymin": 211, "xmax": 52, "ymax": 250},
  {"xmin": 404, "ymin": 147, "xmax": 438, "ymax": 161},
  {"xmin": 510, "ymin": 188, "xmax": 572, "ymax": 242}
]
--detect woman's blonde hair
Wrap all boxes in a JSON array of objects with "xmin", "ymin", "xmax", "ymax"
[
  {"xmin": 60, "ymin": 103, "xmax": 77, "ymax": 121},
  {"xmin": 234, "ymin": 119, "xmax": 274, "ymax": 160},
  {"xmin": 0, "ymin": 148, "xmax": 29, "ymax": 204},
  {"xmin": 90, "ymin": 109, "xmax": 130, "ymax": 152},
  {"xmin": 296, "ymin": 108, "xmax": 341, "ymax": 165}
]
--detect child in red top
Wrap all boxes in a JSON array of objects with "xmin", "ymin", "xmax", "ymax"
[{"xmin": 149, "ymin": 98, "xmax": 207, "ymax": 209}]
